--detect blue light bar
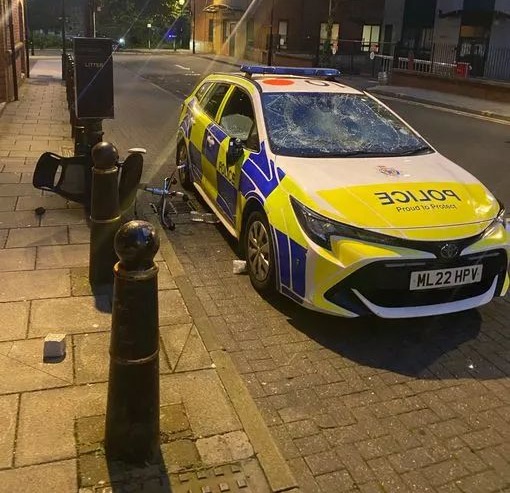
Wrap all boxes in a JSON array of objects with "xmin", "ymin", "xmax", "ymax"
[{"xmin": 240, "ymin": 65, "xmax": 341, "ymax": 77}]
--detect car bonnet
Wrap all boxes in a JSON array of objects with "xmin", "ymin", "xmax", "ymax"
[{"xmin": 276, "ymin": 153, "xmax": 500, "ymax": 236}]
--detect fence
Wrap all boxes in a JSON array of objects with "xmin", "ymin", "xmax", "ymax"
[
  {"xmin": 374, "ymin": 42, "xmax": 510, "ymax": 82},
  {"xmin": 267, "ymin": 33, "xmax": 510, "ymax": 82}
]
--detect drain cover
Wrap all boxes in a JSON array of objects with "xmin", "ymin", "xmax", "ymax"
[{"xmin": 172, "ymin": 464, "xmax": 251, "ymax": 493}]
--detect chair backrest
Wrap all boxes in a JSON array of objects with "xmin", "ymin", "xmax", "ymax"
[{"xmin": 32, "ymin": 152, "xmax": 91, "ymax": 206}]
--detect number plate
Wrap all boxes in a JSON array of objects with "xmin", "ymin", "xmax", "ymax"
[{"xmin": 409, "ymin": 265, "xmax": 483, "ymax": 291}]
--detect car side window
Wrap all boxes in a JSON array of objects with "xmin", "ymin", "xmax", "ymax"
[
  {"xmin": 194, "ymin": 82, "xmax": 212, "ymax": 103},
  {"xmin": 201, "ymin": 83, "xmax": 230, "ymax": 119},
  {"xmin": 219, "ymin": 87, "xmax": 259, "ymax": 151}
]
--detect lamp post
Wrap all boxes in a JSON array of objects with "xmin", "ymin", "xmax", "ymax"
[
  {"xmin": 192, "ymin": 0, "xmax": 196, "ymax": 54},
  {"xmin": 61, "ymin": 0, "xmax": 66, "ymax": 80},
  {"xmin": 147, "ymin": 23, "xmax": 152, "ymax": 49},
  {"xmin": 267, "ymin": 0, "xmax": 275, "ymax": 66}
]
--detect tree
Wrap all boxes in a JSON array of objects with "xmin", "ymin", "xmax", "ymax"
[{"xmin": 97, "ymin": 0, "xmax": 187, "ymax": 46}]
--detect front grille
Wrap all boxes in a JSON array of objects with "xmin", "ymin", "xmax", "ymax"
[{"xmin": 325, "ymin": 249, "xmax": 507, "ymax": 315}]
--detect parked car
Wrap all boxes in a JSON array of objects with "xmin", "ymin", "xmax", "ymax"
[{"xmin": 176, "ymin": 65, "xmax": 510, "ymax": 318}]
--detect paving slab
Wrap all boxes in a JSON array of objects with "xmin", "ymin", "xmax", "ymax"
[
  {"xmin": 69, "ymin": 224, "xmax": 90, "ymax": 244},
  {"xmin": 15, "ymin": 383, "xmax": 107, "ymax": 466},
  {"xmin": 0, "ymin": 247, "xmax": 35, "ymax": 271},
  {"xmin": 6, "ymin": 225, "xmax": 69, "ymax": 248},
  {"xmin": 73, "ymin": 331, "xmax": 170, "ymax": 384},
  {"xmin": 0, "ymin": 172, "xmax": 22, "ymax": 183},
  {"xmin": 0, "ymin": 197, "xmax": 16, "ymax": 212},
  {"xmin": 163, "ymin": 324, "xmax": 212, "ymax": 373},
  {"xmin": 0, "ymin": 268, "xmax": 70, "ymax": 302},
  {"xmin": 159, "ymin": 289, "xmax": 192, "ymax": 326},
  {"xmin": 0, "ymin": 338, "xmax": 73, "ymax": 394},
  {"xmin": 0, "ymin": 229, "xmax": 6, "ymax": 248},
  {"xmin": 16, "ymin": 195, "xmax": 69, "ymax": 211},
  {"xmin": 36, "ymin": 243, "xmax": 89, "ymax": 269},
  {"xmin": 0, "ymin": 394, "xmax": 18, "ymax": 468},
  {"xmin": 0, "ymin": 183, "xmax": 41, "ymax": 197},
  {"xmin": 0, "ymin": 459, "xmax": 77, "ymax": 492},
  {"xmin": 196, "ymin": 431, "xmax": 254, "ymax": 465},
  {"xmin": 157, "ymin": 261, "xmax": 177, "ymax": 290},
  {"xmin": 0, "ymin": 300, "xmax": 30, "ymax": 341},
  {"xmin": 160, "ymin": 323, "xmax": 193, "ymax": 371},
  {"xmin": 40, "ymin": 208, "xmax": 88, "ymax": 226},
  {"xmin": 0, "ymin": 210, "xmax": 40, "ymax": 229},
  {"xmin": 162, "ymin": 370, "xmax": 242, "ymax": 438},
  {"xmin": 30, "ymin": 295, "xmax": 111, "ymax": 336}
]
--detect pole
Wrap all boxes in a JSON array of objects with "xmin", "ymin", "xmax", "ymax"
[
  {"xmin": 105, "ymin": 220, "xmax": 160, "ymax": 464},
  {"xmin": 89, "ymin": 142, "xmax": 121, "ymax": 285},
  {"xmin": 85, "ymin": 0, "xmax": 93, "ymax": 37},
  {"xmin": 192, "ymin": 0, "xmax": 196, "ymax": 54},
  {"xmin": 61, "ymin": 0, "xmax": 67, "ymax": 80},
  {"xmin": 23, "ymin": 0, "xmax": 30, "ymax": 78},
  {"xmin": 267, "ymin": 0, "xmax": 274, "ymax": 66},
  {"xmin": 7, "ymin": 0, "xmax": 18, "ymax": 101}
]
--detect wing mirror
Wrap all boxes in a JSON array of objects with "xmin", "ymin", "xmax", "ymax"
[{"xmin": 227, "ymin": 138, "xmax": 244, "ymax": 166}]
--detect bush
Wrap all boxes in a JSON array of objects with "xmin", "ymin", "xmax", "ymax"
[{"xmin": 32, "ymin": 32, "xmax": 64, "ymax": 49}]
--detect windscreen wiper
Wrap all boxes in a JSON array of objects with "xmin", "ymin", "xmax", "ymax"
[{"xmin": 396, "ymin": 146, "xmax": 433, "ymax": 156}]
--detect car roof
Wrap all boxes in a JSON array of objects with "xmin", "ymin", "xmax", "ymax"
[{"xmin": 204, "ymin": 72, "xmax": 364, "ymax": 95}]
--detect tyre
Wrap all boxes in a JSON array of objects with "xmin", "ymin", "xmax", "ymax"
[
  {"xmin": 243, "ymin": 210, "xmax": 276, "ymax": 294},
  {"xmin": 176, "ymin": 142, "xmax": 193, "ymax": 190}
]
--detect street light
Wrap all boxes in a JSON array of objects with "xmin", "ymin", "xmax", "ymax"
[
  {"xmin": 192, "ymin": 0, "xmax": 196, "ymax": 54},
  {"xmin": 147, "ymin": 23, "xmax": 152, "ymax": 49},
  {"xmin": 61, "ymin": 0, "xmax": 66, "ymax": 80}
]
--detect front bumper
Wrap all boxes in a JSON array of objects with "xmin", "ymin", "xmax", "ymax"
[{"xmin": 323, "ymin": 249, "xmax": 508, "ymax": 318}]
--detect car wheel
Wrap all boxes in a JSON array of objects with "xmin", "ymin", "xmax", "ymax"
[
  {"xmin": 244, "ymin": 211, "xmax": 276, "ymax": 294},
  {"xmin": 177, "ymin": 142, "xmax": 193, "ymax": 190}
]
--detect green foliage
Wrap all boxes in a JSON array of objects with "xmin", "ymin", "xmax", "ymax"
[{"xmin": 97, "ymin": 0, "xmax": 189, "ymax": 46}]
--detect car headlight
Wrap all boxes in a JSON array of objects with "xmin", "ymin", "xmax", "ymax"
[
  {"xmin": 483, "ymin": 200, "xmax": 506, "ymax": 237},
  {"xmin": 290, "ymin": 197, "xmax": 398, "ymax": 250}
]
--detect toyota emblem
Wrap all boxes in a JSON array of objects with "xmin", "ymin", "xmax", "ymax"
[{"xmin": 440, "ymin": 243, "xmax": 459, "ymax": 259}]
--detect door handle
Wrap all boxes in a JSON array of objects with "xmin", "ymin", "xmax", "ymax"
[{"xmin": 206, "ymin": 136, "xmax": 215, "ymax": 147}]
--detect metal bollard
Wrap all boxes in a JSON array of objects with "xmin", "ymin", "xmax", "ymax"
[
  {"xmin": 104, "ymin": 220, "xmax": 160, "ymax": 464},
  {"xmin": 89, "ymin": 142, "xmax": 121, "ymax": 285}
]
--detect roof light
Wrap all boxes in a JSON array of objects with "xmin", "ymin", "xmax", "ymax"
[{"xmin": 240, "ymin": 65, "xmax": 340, "ymax": 78}]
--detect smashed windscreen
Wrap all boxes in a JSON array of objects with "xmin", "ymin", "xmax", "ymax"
[{"xmin": 261, "ymin": 93, "xmax": 431, "ymax": 158}]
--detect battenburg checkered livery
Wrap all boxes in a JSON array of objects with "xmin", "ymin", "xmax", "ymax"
[{"xmin": 176, "ymin": 65, "xmax": 510, "ymax": 318}]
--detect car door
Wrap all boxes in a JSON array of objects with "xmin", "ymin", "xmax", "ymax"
[
  {"xmin": 216, "ymin": 86, "xmax": 260, "ymax": 232},
  {"xmin": 189, "ymin": 82, "xmax": 231, "ymax": 201}
]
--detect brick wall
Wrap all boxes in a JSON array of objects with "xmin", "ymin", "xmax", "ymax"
[
  {"xmin": 0, "ymin": 0, "xmax": 27, "ymax": 103},
  {"xmin": 391, "ymin": 69, "xmax": 510, "ymax": 102}
]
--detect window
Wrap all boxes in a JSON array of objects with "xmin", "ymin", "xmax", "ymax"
[
  {"xmin": 208, "ymin": 19, "xmax": 214, "ymax": 43},
  {"xmin": 222, "ymin": 20, "xmax": 229, "ymax": 43},
  {"xmin": 362, "ymin": 24, "xmax": 380, "ymax": 51},
  {"xmin": 194, "ymin": 82, "xmax": 212, "ymax": 103},
  {"xmin": 261, "ymin": 93, "xmax": 428, "ymax": 158},
  {"xmin": 246, "ymin": 18, "xmax": 254, "ymax": 48},
  {"xmin": 201, "ymin": 83, "xmax": 230, "ymax": 119},
  {"xmin": 320, "ymin": 22, "xmax": 340, "ymax": 49},
  {"xmin": 278, "ymin": 20, "xmax": 288, "ymax": 50},
  {"xmin": 220, "ymin": 87, "xmax": 259, "ymax": 151}
]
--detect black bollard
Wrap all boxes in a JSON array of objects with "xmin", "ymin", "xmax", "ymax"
[
  {"xmin": 89, "ymin": 142, "xmax": 121, "ymax": 285},
  {"xmin": 104, "ymin": 220, "xmax": 160, "ymax": 464}
]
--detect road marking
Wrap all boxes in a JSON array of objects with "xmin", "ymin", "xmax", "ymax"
[
  {"xmin": 377, "ymin": 95, "xmax": 510, "ymax": 126},
  {"xmin": 175, "ymin": 64, "xmax": 191, "ymax": 70}
]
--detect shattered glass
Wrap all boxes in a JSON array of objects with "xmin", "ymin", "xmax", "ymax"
[{"xmin": 262, "ymin": 93, "xmax": 429, "ymax": 158}]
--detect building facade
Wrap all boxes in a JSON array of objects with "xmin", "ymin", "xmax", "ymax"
[
  {"xmin": 382, "ymin": 0, "xmax": 510, "ymax": 78},
  {"xmin": 0, "ymin": 0, "xmax": 27, "ymax": 103},
  {"xmin": 196, "ymin": 0, "xmax": 385, "ymax": 66}
]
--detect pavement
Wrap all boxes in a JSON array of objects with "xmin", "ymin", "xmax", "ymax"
[
  {"xmin": 2, "ymin": 53, "xmax": 510, "ymax": 493},
  {"xmin": 0, "ymin": 57, "xmax": 297, "ymax": 492}
]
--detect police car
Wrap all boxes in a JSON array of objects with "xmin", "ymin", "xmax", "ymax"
[{"xmin": 176, "ymin": 65, "xmax": 510, "ymax": 318}]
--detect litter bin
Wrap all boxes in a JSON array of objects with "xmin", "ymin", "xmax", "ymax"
[{"xmin": 455, "ymin": 62, "xmax": 470, "ymax": 78}]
